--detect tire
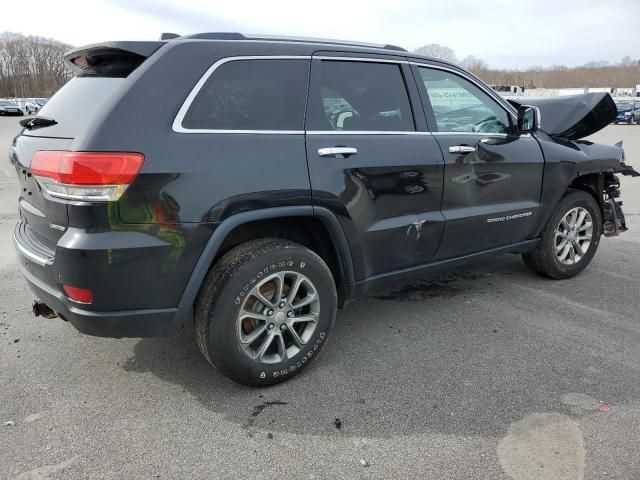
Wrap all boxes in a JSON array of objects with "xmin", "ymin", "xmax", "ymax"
[
  {"xmin": 195, "ymin": 238, "xmax": 337, "ymax": 386},
  {"xmin": 522, "ymin": 190, "xmax": 602, "ymax": 279}
]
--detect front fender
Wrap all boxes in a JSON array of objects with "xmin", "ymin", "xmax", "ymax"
[{"xmin": 532, "ymin": 133, "xmax": 628, "ymax": 236}]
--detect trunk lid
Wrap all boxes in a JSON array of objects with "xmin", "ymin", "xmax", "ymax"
[
  {"xmin": 14, "ymin": 41, "xmax": 164, "ymax": 250},
  {"xmin": 12, "ymin": 136, "xmax": 73, "ymax": 248}
]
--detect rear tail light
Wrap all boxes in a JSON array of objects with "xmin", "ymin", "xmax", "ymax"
[
  {"xmin": 31, "ymin": 151, "xmax": 144, "ymax": 201},
  {"xmin": 63, "ymin": 284, "xmax": 94, "ymax": 304}
]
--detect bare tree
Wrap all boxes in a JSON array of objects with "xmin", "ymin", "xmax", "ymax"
[
  {"xmin": 459, "ymin": 55, "xmax": 486, "ymax": 69},
  {"xmin": 413, "ymin": 44, "xmax": 457, "ymax": 63},
  {"xmin": 0, "ymin": 31, "xmax": 73, "ymax": 98}
]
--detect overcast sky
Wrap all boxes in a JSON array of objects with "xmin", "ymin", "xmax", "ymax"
[{"xmin": 2, "ymin": 0, "xmax": 639, "ymax": 68}]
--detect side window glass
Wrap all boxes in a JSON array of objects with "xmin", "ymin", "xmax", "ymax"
[
  {"xmin": 181, "ymin": 59, "xmax": 308, "ymax": 130},
  {"xmin": 419, "ymin": 67, "xmax": 511, "ymax": 134},
  {"xmin": 308, "ymin": 60, "xmax": 415, "ymax": 132}
]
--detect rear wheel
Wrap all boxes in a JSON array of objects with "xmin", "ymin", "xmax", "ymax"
[
  {"xmin": 195, "ymin": 238, "xmax": 337, "ymax": 386},
  {"xmin": 523, "ymin": 190, "xmax": 602, "ymax": 279}
]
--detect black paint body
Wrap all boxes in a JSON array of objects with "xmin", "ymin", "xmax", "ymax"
[{"xmin": 10, "ymin": 37, "xmax": 632, "ymax": 337}]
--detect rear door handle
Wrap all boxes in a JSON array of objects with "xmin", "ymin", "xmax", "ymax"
[
  {"xmin": 448, "ymin": 145, "xmax": 476, "ymax": 154},
  {"xmin": 317, "ymin": 147, "xmax": 358, "ymax": 158}
]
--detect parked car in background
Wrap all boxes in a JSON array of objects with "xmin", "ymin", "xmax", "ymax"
[
  {"xmin": 614, "ymin": 101, "xmax": 640, "ymax": 124},
  {"xmin": 0, "ymin": 100, "xmax": 24, "ymax": 116},
  {"xmin": 24, "ymin": 98, "xmax": 48, "ymax": 115}
]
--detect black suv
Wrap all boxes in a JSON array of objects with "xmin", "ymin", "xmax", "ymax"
[{"xmin": 11, "ymin": 33, "xmax": 638, "ymax": 386}]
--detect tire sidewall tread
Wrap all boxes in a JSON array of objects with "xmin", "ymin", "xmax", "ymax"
[
  {"xmin": 195, "ymin": 238, "xmax": 337, "ymax": 387},
  {"xmin": 523, "ymin": 190, "xmax": 602, "ymax": 279}
]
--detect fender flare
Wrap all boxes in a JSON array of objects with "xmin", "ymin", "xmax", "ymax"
[{"xmin": 171, "ymin": 205, "xmax": 355, "ymax": 328}]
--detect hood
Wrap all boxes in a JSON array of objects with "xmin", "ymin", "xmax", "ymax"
[{"xmin": 509, "ymin": 93, "xmax": 617, "ymax": 141}]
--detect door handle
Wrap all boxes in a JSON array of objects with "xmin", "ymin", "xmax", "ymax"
[
  {"xmin": 448, "ymin": 145, "xmax": 476, "ymax": 154},
  {"xmin": 317, "ymin": 147, "xmax": 358, "ymax": 158}
]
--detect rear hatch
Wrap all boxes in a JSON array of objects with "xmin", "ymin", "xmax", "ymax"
[{"xmin": 13, "ymin": 41, "xmax": 164, "ymax": 255}]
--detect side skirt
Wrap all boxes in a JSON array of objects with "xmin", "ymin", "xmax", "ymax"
[{"xmin": 353, "ymin": 239, "xmax": 540, "ymax": 296}]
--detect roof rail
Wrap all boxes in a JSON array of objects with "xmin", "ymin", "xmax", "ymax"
[{"xmin": 178, "ymin": 32, "xmax": 407, "ymax": 52}]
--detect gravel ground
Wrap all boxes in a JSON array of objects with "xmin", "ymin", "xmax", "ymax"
[{"xmin": 0, "ymin": 117, "xmax": 639, "ymax": 479}]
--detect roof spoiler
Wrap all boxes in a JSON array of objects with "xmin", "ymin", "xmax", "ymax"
[{"xmin": 63, "ymin": 41, "xmax": 166, "ymax": 77}]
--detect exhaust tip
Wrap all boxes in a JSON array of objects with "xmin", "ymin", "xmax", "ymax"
[{"xmin": 32, "ymin": 301, "xmax": 57, "ymax": 319}]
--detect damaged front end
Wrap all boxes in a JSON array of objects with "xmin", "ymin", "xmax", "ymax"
[
  {"xmin": 604, "ymin": 147, "xmax": 639, "ymax": 237},
  {"xmin": 603, "ymin": 172, "xmax": 629, "ymax": 236},
  {"xmin": 514, "ymin": 92, "xmax": 640, "ymax": 238}
]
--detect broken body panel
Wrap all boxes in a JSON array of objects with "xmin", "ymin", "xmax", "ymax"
[{"xmin": 509, "ymin": 92, "xmax": 618, "ymax": 141}]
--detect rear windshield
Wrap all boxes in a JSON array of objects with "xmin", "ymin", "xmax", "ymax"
[{"xmin": 30, "ymin": 77, "xmax": 124, "ymax": 138}]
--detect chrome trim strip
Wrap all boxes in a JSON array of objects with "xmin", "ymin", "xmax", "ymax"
[
  {"xmin": 175, "ymin": 129, "xmax": 304, "ymax": 135},
  {"xmin": 307, "ymin": 130, "xmax": 431, "ymax": 135},
  {"xmin": 172, "ymin": 55, "xmax": 311, "ymax": 134},
  {"xmin": 431, "ymin": 132, "xmax": 531, "ymax": 138},
  {"xmin": 13, "ymin": 230, "xmax": 53, "ymax": 267}
]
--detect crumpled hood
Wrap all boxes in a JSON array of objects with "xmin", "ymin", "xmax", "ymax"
[{"xmin": 509, "ymin": 92, "xmax": 617, "ymax": 141}]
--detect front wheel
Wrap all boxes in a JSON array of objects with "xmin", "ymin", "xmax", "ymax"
[
  {"xmin": 195, "ymin": 238, "xmax": 337, "ymax": 386},
  {"xmin": 523, "ymin": 190, "xmax": 602, "ymax": 279}
]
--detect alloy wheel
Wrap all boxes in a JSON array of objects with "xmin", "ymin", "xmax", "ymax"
[
  {"xmin": 237, "ymin": 271, "xmax": 320, "ymax": 364},
  {"xmin": 554, "ymin": 206, "xmax": 593, "ymax": 265}
]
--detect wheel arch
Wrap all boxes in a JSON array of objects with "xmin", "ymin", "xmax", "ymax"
[
  {"xmin": 568, "ymin": 172, "xmax": 606, "ymax": 211},
  {"xmin": 174, "ymin": 206, "xmax": 355, "ymax": 327}
]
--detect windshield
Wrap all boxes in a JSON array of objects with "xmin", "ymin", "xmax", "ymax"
[
  {"xmin": 0, "ymin": 101, "xmax": 18, "ymax": 107},
  {"xmin": 616, "ymin": 103, "xmax": 634, "ymax": 112},
  {"xmin": 35, "ymin": 98, "xmax": 47, "ymax": 105}
]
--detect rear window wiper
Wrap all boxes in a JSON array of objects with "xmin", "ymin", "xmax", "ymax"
[{"xmin": 19, "ymin": 116, "xmax": 58, "ymax": 131}]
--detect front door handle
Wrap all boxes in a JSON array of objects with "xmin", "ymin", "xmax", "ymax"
[
  {"xmin": 448, "ymin": 145, "xmax": 476, "ymax": 154},
  {"xmin": 318, "ymin": 147, "xmax": 358, "ymax": 158}
]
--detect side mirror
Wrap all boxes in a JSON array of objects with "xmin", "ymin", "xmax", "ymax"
[{"xmin": 517, "ymin": 105, "xmax": 541, "ymax": 133}]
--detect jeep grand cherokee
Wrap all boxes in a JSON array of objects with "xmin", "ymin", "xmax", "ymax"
[{"xmin": 11, "ymin": 33, "xmax": 638, "ymax": 386}]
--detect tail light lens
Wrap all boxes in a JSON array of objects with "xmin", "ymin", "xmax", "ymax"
[
  {"xmin": 31, "ymin": 151, "xmax": 144, "ymax": 201},
  {"xmin": 63, "ymin": 284, "xmax": 94, "ymax": 304}
]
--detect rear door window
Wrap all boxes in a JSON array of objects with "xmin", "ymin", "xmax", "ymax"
[
  {"xmin": 180, "ymin": 59, "xmax": 309, "ymax": 131},
  {"xmin": 307, "ymin": 60, "xmax": 415, "ymax": 132}
]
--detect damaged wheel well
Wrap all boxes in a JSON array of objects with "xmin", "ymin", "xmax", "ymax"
[
  {"xmin": 569, "ymin": 172, "xmax": 627, "ymax": 236},
  {"xmin": 569, "ymin": 173, "xmax": 606, "ymax": 210}
]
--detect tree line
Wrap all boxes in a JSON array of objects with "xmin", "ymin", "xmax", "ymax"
[
  {"xmin": 0, "ymin": 32, "xmax": 72, "ymax": 98},
  {"xmin": 414, "ymin": 44, "xmax": 640, "ymax": 89},
  {"xmin": 1, "ymin": 33, "xmax": 638, "ymax": 98}
]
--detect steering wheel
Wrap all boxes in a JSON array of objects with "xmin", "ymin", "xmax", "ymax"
[{"xmin": 472, "ymin": 116, "xmax": 501, "ymax": 133}]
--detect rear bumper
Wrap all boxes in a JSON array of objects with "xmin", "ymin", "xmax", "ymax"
[
  {"xmin": 13, "ymin": 222, "xmax": 189, "ymax": 338},
  {"xmin": 17, "ymin": 258, "xmax": 187, "ymax": 337}
]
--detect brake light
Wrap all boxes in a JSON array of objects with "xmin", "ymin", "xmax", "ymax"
[
  {"xmin": 31, "ymin": 151, "xmax": 144, "ymax": 201},
  {"xmin": 63, "ymin": 284, "xmax": 94, "ymax": 304}
]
